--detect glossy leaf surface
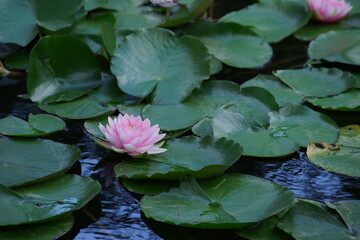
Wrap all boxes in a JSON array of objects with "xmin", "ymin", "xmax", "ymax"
[
  {"xmin": 274, "ymin": 68, "xmax": 357, "ymax": 97},
  {"xmin": 115, "ymin": 136, "xmax": 242, "ymax": 179},
  {"xmin": 277, "ymin": 200, "xmax": 355, "ymax": 240},
  {"xmin": 111, "ymin": 28, "xmax": 210, "ymax": 104},
  {"xmin": 241, "ymin": 74, "xmax": 304, "ymax": 107},
  {"xmin": 27, "ymin": 35, "xmax": 101, "ymax": 104},
  {"xmin": 141, "ymin": 174, "xmax": 295, "ymax": 229},
  {"xmin": 308, "ymin": 30, "xmax": 360, "ymax": 65},
  {"xmin": 220, "ymin": 0, "xmax": 310, "ymax": 42},
  {"xmin": 0, "ymin": 138, "xmax": 80, "ymax": 187},
  {"xmin": 307, "ymin": 89, "xmax": 360, "ymax": 111},
  {"xmin": 0, "ymin": 174, "xmax": 101, "ymax": 226},
  {"xmin": 0, "ymin": 114, "xmax": 65, "ymax": 137},
  {"xmin": 183, "ymin": 22, "xmax": 272, "ymax": 68}
]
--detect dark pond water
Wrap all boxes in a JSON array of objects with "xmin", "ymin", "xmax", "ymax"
[{"xmin": 1, "ymin": 0, "xmax": 360, "ymax": 239}]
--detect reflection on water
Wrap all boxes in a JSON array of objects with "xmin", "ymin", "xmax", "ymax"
[{"xmin": 229, "ymin": 152, "xmax": 360, "ymax": 202}]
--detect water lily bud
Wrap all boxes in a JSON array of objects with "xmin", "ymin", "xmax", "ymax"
[
  {"xmin": 96, "ymin": 114, "xmax": 166, "ymax": 156},
  {"xmin": 307, "ymin": 0, "xmax": 352, "ymax": 23}
]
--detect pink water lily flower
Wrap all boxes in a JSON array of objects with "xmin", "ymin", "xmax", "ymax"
[
  {"xmin": 307, "ymin": 0, "xmax": 352, "ymax": 23},
  {"xmin": 96, "ymin": 114, "xmax": 166, "ymax": 156}
]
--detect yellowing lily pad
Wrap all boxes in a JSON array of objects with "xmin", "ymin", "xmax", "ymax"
[{"xmin": 307, "ymin": 125, "xmax": 360, "ymax": 177}]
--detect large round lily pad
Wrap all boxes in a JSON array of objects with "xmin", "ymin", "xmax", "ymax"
[
  {"xmin": 183, "ymin": 22, "xmax": 272, "ymax": 68},
  {"xmin": 0, "ymin": 137, "xmax": 80, "ymax": 187},
  {"xmin": 0, "ymin": 174, "xmax": 101, "ymax": 226},
  {"xmin": 115, "ymin": 136, "xmax": 242, "ymax": 179},
  {"xmin": 27, "ymin": 35, "xmax": 101, "ymax": 104},
  {"xmin": 0, "ymin": 114, "xmax": 65, "ymax": 137},
  {"xmin": 308, "ymin": 30, "xmax": 360, "ymax": 65},
  {"xmin": 306, "ymin": 125, "xmax": 360, "ymax": 177},
  {"xmin": 141, "ymin": 174, "xmax": 295, "ymax": 229},
  {"xmin": 274, "ymin": 68, "xmax": 357, "ymax": 97},
  {"xmin": 220, "ymin": 0, "xmax": 310, "ymax": 43},
  {"xmin": 111, "ymin": 28, "xmax": 210, "ymax": 105}
]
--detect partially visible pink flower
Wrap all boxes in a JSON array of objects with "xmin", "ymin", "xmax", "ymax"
[
  {"xmin": 307, "ymin": 0, "xmax": 352, "ymax": 23},
  {"xmin": 96, "ymin": 114, "xmax": 166, "ymax": 156}
]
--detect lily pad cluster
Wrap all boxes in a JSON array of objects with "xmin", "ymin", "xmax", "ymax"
[
  {"xmin": 1, "ymin": 0, "xmax": 360, "ymax": 238},
  {"xmin": 0, "ymin": 135, "xmax": 101, "ymax": 238}
]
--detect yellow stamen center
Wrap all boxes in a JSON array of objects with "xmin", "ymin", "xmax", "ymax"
[{"xmin": 129, "ymin": 126, "xmax": 136, "ymax": 130}]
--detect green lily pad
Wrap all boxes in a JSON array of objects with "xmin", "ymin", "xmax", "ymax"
[
  {"xmin": 4, "ymin": 48, "xmax": 29, "ymax": 69},
  {"xmin": 0, "ymin": 216, "xmax": 74, "ymax": 240},
  {"xmin": 307, "ymin": 89, "xmax": 360, "ymax": 111},
  {"xmin": 308, "ymin": 30, "xmax": 360, "ymax": 65},
  {"xmin": 220, "ymin": 0, "xmax": 310, "ymax": 43},
  {"xmin": 0, "ymin": 114, "xmax": 65, "ymax": 137},
  {"xmin": 0, "ymin": 137, "xmax": 80, "ymax": 187},
  {"xmin": 141, "ymin": 174, "xmax": 295, "ymax": 229},
  {"xmin": 122, "ymin": 179, "xmax": 179, "ymax": 195},
  {"xmin": 159, "ymin": 0, "xmax": 214, "ymax": 27},
  {"xmin": 326, "ymin": 200, "xmax": 360, "ymax": 237},
  {"xmin": 214, "ymin": 104, "xmax": 339, "ymax": 157},
  {"xmin": 348, "ymin": 0, "xmax": 360, "ymax": 15},
  {"xmin": 72, "ymin": 11, "xmax": 116, "ymax": 36},
  {"xmin": 337, "ymin": 125, "xmax": 360, "ymax": 147},
  {"xmin": 183, "ymin": 22, "xmax": 272, "ymax": 68},
  {"xmin": 0, "ymin": 0, "xmax": 38, "ymax": 46},
  {"xmin": 115, "ymin": 136, "xmax": 242, "ymax": 180},
  {"xmin": 31, "ymin": 0, "xmax": 85, "ymax": 32},
  {"xmin": 236, "ymin": 214, "xmax": 293, "ymax": 240},
  {"xmin": 38, "ymin": 96, "xmax": 115, "ymax": 120},
  {"xmin": 241, "ymin": 74, "xmax": 305, "ymax": 107},
  {"xmin": 141, "ymin": 81, "xmax": 278, "ymax": 132},
  {"xmin": 83, "ymin": 0, "xmax": 143, "ymax": 12},
  {"xmin": 0, "ymin": 0, "xmax": 85, "ymax": 46},
  {"xmin": 274, "ymin": 68, "xmax": 357, "ymax": 97},
  {"xmin": 306, "ymin": 125, "xmax": 360, "ymax": 177},
  {"xmin": 0, "ymin": 44, "xmax": 19, "ymax": 59},
  {"xmin": 0, "ymin": 174, "xmax": 101, "ymax": 226},
  {"xmin": 277, "ymin": 200, "xmax": 355, "ymax": 240},
  {"xmin": 111, "ymin": 28, "xmax": 210, "ymax": 104},
  {"xmin": 38, "ymin": 75, "xmax": 133, "ymax": 119},
  {"xmin": 308, "ymin": 142, "xmax": 360, "ymax": 176},
  {"xmin": 27, "ymin": 35, "xmax": 101, "ymax": 104},
  {"xmin": 84, "ymin": 116, "xmax": 109, "ymax": 140},
  {"xmin": 114, "ymin": 12, "xmax": 161, "ymax": 31},
  {"xmin": 209, "ymin": 57, "xmax": 223, "ymax": 75},
  {"xmin": 294, "ymin": 17, "xmax": 359, "ymax": 41}
]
